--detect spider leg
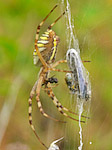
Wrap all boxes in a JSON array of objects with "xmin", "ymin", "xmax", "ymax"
[
  {"xmin": 49, "ymin": 67, "xmax": 72, "ymax": 73},
  {"xmin": 45, "ymin": 85, "xmax": 85, "ymax": 123},
  {"xmin": 45, "ymin": 83, "xmax": 89, "ymax": 119},
  {"xmin": 35, "ymin": 5, "xmax": 58, "ymax": 67},
  {"xmin": 48, "ymin": 8, "xmax": 67, "ymax": 30},
  {"xmin": 42, "ymin": 84, "xmax": 59, "ymax": 89},
  {"xmin": 36, "ymin": 5, "xmax": 58, "ymax": 40},
  {"xmin": 36, "ymin": 76, "xmax": 66, "ymax": 123},
  {"xmin": 28, "ymin": 80, "xmax": 48, "ymax": 149},
  {"xmin": 49, "ymin": 60, "xmax": 72, "ymax": 73},
  {"xmin": 28, "ymin": 76, "xmax": 65, "ymax": 149},
  {"xmin": 62, "ymin": 107, "xmax": 90, "ymax": 119},
  {"xmin": 52, "ymin": 60, "xmax": 90, "ymax": 68},
  {"xmin": 52, "ymin": 60, "xmax": 67, "ymax": 68},
  {"xmin": 46, "ymin": 85, "xmax": 89, "ymax": 119},
  {"xmin": 82, "ymin": 60, "xmax": 91, "ymax": 62}
]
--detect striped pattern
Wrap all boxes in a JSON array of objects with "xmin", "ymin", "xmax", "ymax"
[
  {"xmin": 28, "ymin": 96, "xmax": 35, "ymax": 131},
  {"xmin": 34, "ymin": 5, "xmax": 67, "ymax": 66},
  {"xmin": 46, "ymin": 86, "xmax": 85, "ymax": 123},
  {"xmin": 34, "ymin": 5, "xmax": 58, "ymax": 67},
  {"xmin": 29, "ymin": 4, "xmax": 71, "ymax": 149},
  {"xmin": 36, "ymin": 93, "xmax": 65, "ymax": 123},
  {"xmin": 28, "ymin": 75, "xmax": 64, "ymax": 149},
  {"xmin": 34, "ymin": 30, "xmax": 59, "ymax": 65},
  {"xmin": 28, "ymin": 81, "xmax": 48, "ymax": 149}
]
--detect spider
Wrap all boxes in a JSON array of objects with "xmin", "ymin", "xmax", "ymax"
[{"xmin": 28, "ymin": 5, "xmax": 89, "ymax": 149}]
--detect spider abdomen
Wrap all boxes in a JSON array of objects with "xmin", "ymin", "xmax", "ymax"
[{"xmin": 33, "ymin": 30, "xmax": 60, "ymax": 66}]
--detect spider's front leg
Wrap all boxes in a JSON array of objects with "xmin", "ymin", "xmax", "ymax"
[
  {"xmin": 50, "ymin": 59, "xmax": 90, "ymax": 73},
  {"xmin": 34, "ymin": 5, "xmax": 58, "ymax": 67},
  {"xmin": 48, "ymin": 60, "xmax": 72, "ymax": 73},
  {"xmin": 48, "ymin": 67, "xmax": 72, "ymax": 73},
  {"xmin": 52, "ymin": 60, "xmax": 67, "ymax": 68}
]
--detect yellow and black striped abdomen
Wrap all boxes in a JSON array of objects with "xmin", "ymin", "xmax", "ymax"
[{"xmin": 33, "ymin": 30, "xmax": 60, "ymax": 66}]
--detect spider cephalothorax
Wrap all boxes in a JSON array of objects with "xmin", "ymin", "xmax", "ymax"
[{"xmin": 42, "ymin": 76, "xmax": 58, "ymax": 86}]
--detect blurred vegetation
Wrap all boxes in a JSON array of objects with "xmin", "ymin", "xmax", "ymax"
[{"xmin": 0, "ymin": 0, "xmax": 112, "ymax": 150}]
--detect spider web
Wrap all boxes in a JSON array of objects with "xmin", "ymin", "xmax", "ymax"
[{"xmin": 59, "ymin": 0, "xmax": 91, "ymax": 149}]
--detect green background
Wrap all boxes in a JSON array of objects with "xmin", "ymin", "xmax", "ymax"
[{"xmin": 0, "ymin": 0, "xmax": 112, "ymax": 150}]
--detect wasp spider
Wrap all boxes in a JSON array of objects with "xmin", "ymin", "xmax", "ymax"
[{"xmin": 28, "ymin": 5, "xmax": 88, "ymax": 149}]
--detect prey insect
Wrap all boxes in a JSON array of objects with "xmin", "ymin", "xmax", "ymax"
[
  {"xmin": 66, "ymin": 49, "xmax": 91, "ymax": 100},
  {"xmin": 28, "ymin": 5, "xmax": 89, "ymax": 149}
]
